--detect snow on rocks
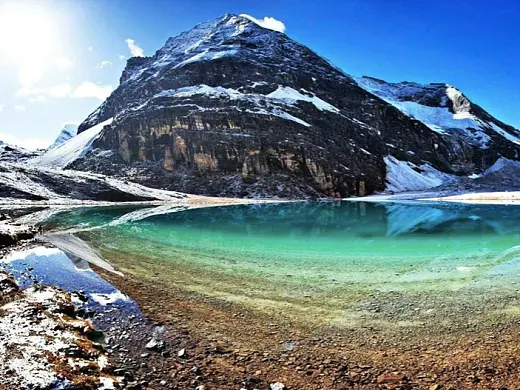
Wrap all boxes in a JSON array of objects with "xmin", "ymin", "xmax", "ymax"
[
  {"xmin": 0, "ymin": 161, "xmax": 187, "ymax": 204},
  {"xmin": 266, "ymin": 86, "xmax": 340, "ymax": 113},
  {"xmin": 90, "ymin": 291, "xmax": 129, "ymax": 306},
  {"xmin": 384, "ymin": 156, "xmax": 456, "ymax": 193},
  {"xmin": 0, "ymin": 276, "xmax": 115, "ymax": 389},
  {"xmin": 0, "ymin": 223, "xmax": 36, "ymax": 247},
  {"xmin": 355, "ymin": 76, "xmax": 520, "ymax": 149},
  {"xmin": 150, "ymin": 83, "xmax": 339, "ymax": 127},
  {"xmin": 33, "ymin": 118, "xmax": 114, "ymax": 169}
]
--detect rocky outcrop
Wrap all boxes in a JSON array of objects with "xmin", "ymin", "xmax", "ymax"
[
  {"xmin": 69, "ymin": 14, "xmax": 520, "ymax": 198},
  {"xmin": 0, "ymin": 273, "xmax": 115, "ymax": 389},
  {"xmin": 0, "ymin": 224, "xmax": 36, "ymax": 247}
]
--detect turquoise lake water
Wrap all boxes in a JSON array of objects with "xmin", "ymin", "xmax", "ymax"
[{"xmin": 41, "ymin": 201, "xmax": 520, "ymax": 326}]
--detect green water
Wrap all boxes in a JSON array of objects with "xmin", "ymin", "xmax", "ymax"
[{"xmin": 44, "ymin": 201, "xmax": 520, "ymax": 327}]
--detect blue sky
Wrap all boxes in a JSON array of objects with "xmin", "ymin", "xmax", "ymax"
[{"xmin": 0, "ymin": 0, "xmax": 518, "ymax": 149}]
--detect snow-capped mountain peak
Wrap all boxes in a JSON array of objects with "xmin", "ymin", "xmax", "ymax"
[
  {"xmin": 355, "ymin": 76, "xmax": 520, "ymax": 149},
  {"xmin": 49, "ymin": 124, "xmax": 79, "ymax": 150},
  {"xmin": 118, "ymin": 14, "xmax": 271, "ymax": 85},
  {"xmin": 71, "ymin": 14, "xmax": 520, "ymax": 198}
]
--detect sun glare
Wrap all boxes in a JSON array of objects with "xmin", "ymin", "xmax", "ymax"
[{"xmin": 0, "ymin": 1, "xmax": 58, "ymax": 84}]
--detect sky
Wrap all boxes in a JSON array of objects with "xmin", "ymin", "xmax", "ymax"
[{"xmin": 0, "ymin": 0, "xmax": 519, "ymax": 149}]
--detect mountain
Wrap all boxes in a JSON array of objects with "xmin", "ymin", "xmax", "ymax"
[
  {"xmin": 60, "ymin": 13, "xmax": 520, "ymax": 198},
  {"xmin": 34, "ymin": 119, "xmax": 112, "ymax": 168},
  {"xmin": 49, "ymin": 124, "xmax": 78, "ymax": 150},
  {"xmin": 355, "ymin": 76, "xmax": 520, "ymax": 164},
  {"xmin": 0, "ymin": 141, "xmax": 40, "ymax": 163}
]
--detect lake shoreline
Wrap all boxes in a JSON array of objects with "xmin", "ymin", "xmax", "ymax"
[
  {"xmin": 4, "ymin": 199, "xmax": 520, "ymax": 388},
  {"xmin": 0, "ymin": 239, "xmax": 117, "ymax": 389}
]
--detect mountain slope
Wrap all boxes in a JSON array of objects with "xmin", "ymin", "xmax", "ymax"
[
  {"xmin": 67, "ymin": 13, "xmax": 520, "ymax": 198},
  {"xmin": 0, "ymin": 162, "xmax": 186, "ymax": 203},
  {"xmin": 34, "ymin": 119, "xmax": 113, "ymax": 168},
  {"xmin": 355, "ymin": 77, "xmax": 520, "ymax": 167}
]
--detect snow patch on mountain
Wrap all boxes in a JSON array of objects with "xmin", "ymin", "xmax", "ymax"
[
  {"xmin": 356, "ymin": 77, "xmax": 484, "ymax": 135},
  {"xmin": 384, "ymin": 156, "xmax": 456, "ymax": 193},
  {"xmin": 266, "ymin": 86, "xmax": 340, "ymax": 113},
  {"xmin": 33, "ymin": 118, "xmax": 113, "ymax": 168},
  {"xmin": 174, "ymin": 48, "xmax": 239, "ymax": 69},
  {"xmin": 154, "ymin": 84, "xmax": 325, "ymax": 126},
  {"xmin": 356, "ymin": 76, "xmax": 520, "ymax": 149},
  {"xmin": 49, "ymin": 124, "xmax": 79, "ymax": 149},
  {"xmin": 488, "ymin": 122, "xmax": 520, "ymax": 145}
]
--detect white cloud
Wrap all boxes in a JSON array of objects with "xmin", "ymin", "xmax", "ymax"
[
  {"xmin": 14, "ymin": 105, "xmax": 26, "ymax": 111},
  {"xmin": 47, "ymin": 84, "xmax": 73, "ymax": 98},
  {"xmin": 88, "ymin": 46, "xmax": 93, "ymax": 52},
  {"xmin": 17, "ymin": 81, "xmax": 112, "ymax": 101},
  {"xmin": 28, "ymin": 95, "xmax": 47, "ymax": 103},
  {"xmin": 0, "ymin": 133, "xmax": 50, "ymax": 150},
  {"xmin": 54, "ymin": 57, "xmax": 73, "ymax": 70},
  {"xmin": 239, "ymin": 14, "xmax": 286, "ymax": 33},
  {"xmin": 17, "ymin": 83, "xmax": 72, "ymax": 99},
  {"xmin": 118, "ymin": 54, "xmax": 126, "ymax": 61},
  {"xmin": 18, "ymin": 64, "xmax": 44, "ymax": 88},
  {"xmin": 71, "ymin": 81, "xmax": 113, "ymax": 100},
  {"xmin": 125, "ymin": 38, "xmax": 144, "ymax": 57},
  {"xmin": 95, "ymin": 60, "xmax": 112, "ymax": 69}
]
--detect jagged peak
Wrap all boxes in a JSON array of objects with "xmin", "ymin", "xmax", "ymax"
[{"xmin": 355, "ymin": 75, "xmax": 471, "ymax": 110}]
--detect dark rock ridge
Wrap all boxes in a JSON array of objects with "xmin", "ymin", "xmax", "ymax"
[{"xmin": 70, "ymin": 13, "xmax": 520, "ymax": 198}]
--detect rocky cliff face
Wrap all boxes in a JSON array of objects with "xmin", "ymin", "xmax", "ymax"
[{"xmin": 71, "ymin": 13, "xmax": 520, "ymax": 198}]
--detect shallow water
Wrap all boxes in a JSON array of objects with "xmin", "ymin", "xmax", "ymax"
[
  {"xmin": 0, "ymin": 244, "xmax": 142, "ymax": 329},
  {"xmin": 39, "ymin": 201, "xmax": 520, "ymax": 328}
]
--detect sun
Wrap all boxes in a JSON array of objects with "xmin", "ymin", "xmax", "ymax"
[{"xmin": 0, "ymin": 1, "xmax": 58, "ymax": 83}]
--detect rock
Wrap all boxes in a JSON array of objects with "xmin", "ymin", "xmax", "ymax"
[
  {"xmin": 377, "ymin": 372, "xmax": 406, "ymax": 384},
  {"xmin": 146, "ymin": 338, "xmax": 164, "ymax": 351},
  {"xmin": 177, "ymin": 348, "xmax": 186, "ymax": 357},
  {"xmin": 270, "ymin": 382, "xmax": 286, "ymax": 390},
  {"xmin": 0, "ymin": 224, "xmax": 35, "ymax": 247}
]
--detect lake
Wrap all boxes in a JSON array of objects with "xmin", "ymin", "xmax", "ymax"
[{"xmin": 38, "ymin": 200, "xmax": 520, "ymax": 331}]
